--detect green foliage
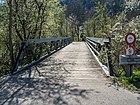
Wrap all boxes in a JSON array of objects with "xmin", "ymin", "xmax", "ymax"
[
  {"xmin": 83, "ymin": 0, "xmax": 140, "ymax": 78},
  {"xmin": 0, "ymin": 0, "xmax": 140, "ymax": 76},
  {"xmin": 111, "ymin": 38, "xmax": 125, "ymax": 72},
  {"xmin": 114, "ymin": 69, "xmax": 140, "ymax": 90},
  {"xmin": 83, "ymin": 1, "xmax": 115, "ymax": 38},
  {"xmin": 0, "ymin": 0, "xmax": 71, "ymax": 75},
  {"xmin": 98, "ymin": 48, "xmax": 107, "ymax": 65}
]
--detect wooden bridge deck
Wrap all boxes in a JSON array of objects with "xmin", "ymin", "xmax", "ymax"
[
  {"xmin": 0, "ymin": 42, "xmax": 139, "ymax": 105},
  {"xmin": 48, "ymin": 42, "xmax": 103, "ymax": 79}
]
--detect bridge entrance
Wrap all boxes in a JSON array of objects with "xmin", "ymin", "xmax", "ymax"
[{"xmin": 0, "ymin": 42, "xmax": 139, "ymax": 105}]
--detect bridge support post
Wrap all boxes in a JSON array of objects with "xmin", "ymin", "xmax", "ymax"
[
  {"xmin": 107, "ymin": 50, "xmax": 114, "ymax": 76},
  {"xmin": 105, "ymin": 37, "xmax": 114, "ymax": 76},
  {"xmin": 125, "ymin": 65, "xmax": 132, "ymax": 77}
]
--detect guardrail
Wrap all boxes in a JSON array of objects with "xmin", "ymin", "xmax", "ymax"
[
  {"xmin": 12, "ymin": 37, "xmax": 73, "ymax": 75},
  {"xmin": 86, "ymin": 37, "xmax": 106, "ymax": 55},
  {"xmin": 86, "ymin": 37, "xmax": 114, "ymax": 76}
]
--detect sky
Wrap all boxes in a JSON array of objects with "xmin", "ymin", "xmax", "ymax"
[{"xmin": 0, "ymin": 0, "xmax": 5, "ymax": 4}]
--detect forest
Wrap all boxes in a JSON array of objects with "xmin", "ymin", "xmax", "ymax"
[{"xmin": 0, "ymin": 0, "xmax": 140, "ymax": 81}]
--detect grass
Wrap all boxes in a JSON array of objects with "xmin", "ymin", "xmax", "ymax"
[{"xmin": 113, "ymin": 69, "xmax": 140, "ymax": 91}]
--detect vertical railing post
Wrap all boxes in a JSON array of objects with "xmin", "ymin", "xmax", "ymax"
[
  {"xmin": 56, "ymin": 40, "xmax": 59, "ymax": 50},
  {"xmin": 58, "ymin": 40, "xmax": 60, "ymax": 49},
  {"xmin": 104, "ymin": 37, "xmax": 114, "ymax": 76},
  {"xmin": 50, "ymin": 41, "xmax": 53, "ymax": 51},
  {"xmin": 64, "ymin": 39, "xmax": 66, "ymax": 46}
]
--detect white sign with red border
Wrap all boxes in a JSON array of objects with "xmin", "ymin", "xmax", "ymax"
[
  {"xmin": 125, "ymin": 33, "xmax": 136, "ymax": 45},
  {"xmin": 125, "ymin": 45, "xmax": 135, "ymax": 55}
]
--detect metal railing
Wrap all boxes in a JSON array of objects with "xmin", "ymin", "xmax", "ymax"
[
  {"xmin": 86, "ymin": 37, "xmax": 106, "ymax": 55},
  {"xmin": 12, "ymin": 37, "xmax": 73, "ymax": 75},
  {"xmin": 86, "ymin": 37, "xmax": 114, "ymax": 76}
]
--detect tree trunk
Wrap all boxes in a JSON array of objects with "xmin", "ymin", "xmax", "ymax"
[{"xmin": 9, "ymin": 0, "xmax": 14, "ymax": 73}]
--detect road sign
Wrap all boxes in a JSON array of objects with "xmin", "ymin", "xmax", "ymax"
[
  {"xmin": 120, "ymin": 55, "xmax": 140, "ymax": 65},
  {"xmin": 121, "ymin": 33, "xmax": 137, "ymax": 77},
  {"xmin": 125, "ymin": 33, "xmax": 136, "ymax": 45},
  {"xmin": 125, "ymin": 45, "xmax": 135, "ymax": 55}
]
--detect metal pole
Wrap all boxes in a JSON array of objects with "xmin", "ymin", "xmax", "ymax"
[
  {"xmin": 125, "ymin": 65, "xmax": 132, "ymax": 77},
  {"xmin": 106, "ymin": 37, "xmax": 114, "ymax": 76}
]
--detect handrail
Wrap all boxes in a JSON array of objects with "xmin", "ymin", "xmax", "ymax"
[
  {"xmin": 86, "ymin": 37, "xmax": 108, "ymax": 45},
  {"xmin": 24, "ymin": 37, "xmax": 72, "ymax": 44},
  {"xmin": 86, "ymin": 38, "xmax": 100, "ymax": 55},
  {"xmin": 12, "ymin": 37, "xmax": 73, "ymax": 75},
  {"xmin": 86, "ymin": 37, "xmax": 114, "ymax": 76},
  {"xmin": 86, "ymin": 37, "xmax": 108, "ymax": 56}
]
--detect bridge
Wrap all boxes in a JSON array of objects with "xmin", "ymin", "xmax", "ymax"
[{"xmin": 0, "ymin": 37, "xmax": 140, "ymax": 105}]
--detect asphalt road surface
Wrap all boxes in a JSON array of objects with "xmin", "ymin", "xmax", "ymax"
[{"xmin": 0, "ymin": 42, "xmax": 140, "ymax": 105}]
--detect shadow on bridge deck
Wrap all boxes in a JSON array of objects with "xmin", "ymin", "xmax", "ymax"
[
  {"xmin": 0, "ymin": 42, "xmax": 139, "ymax": 105},
  {"xmin": 0, "ymin": 42, "xmax": 95, "ymax": 105},
  {"xmin": 0, "ymin": 59, "xmax": 93, "ymax": 105}
]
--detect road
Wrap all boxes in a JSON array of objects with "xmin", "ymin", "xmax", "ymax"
[{"xmin": 0, "ymin": 42, "xmax": 140, "ymax": 105}]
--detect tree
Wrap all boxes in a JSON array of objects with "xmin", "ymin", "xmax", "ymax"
[
  {"xmin": 0, "ymin": 0, "xmax": 68, "ymax": 74},
  {"xmin": 8, "ymin": 0, "xmax": 14, "ymax": 72}
]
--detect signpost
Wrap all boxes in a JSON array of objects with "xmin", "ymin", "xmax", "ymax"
[
  {"xmin": 120, "ymin": 55, "xmax": 140, "ymax": 65},
  {"xmin": 120, "ymin": 33, "xmax": 139, "ymax": 77}
]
